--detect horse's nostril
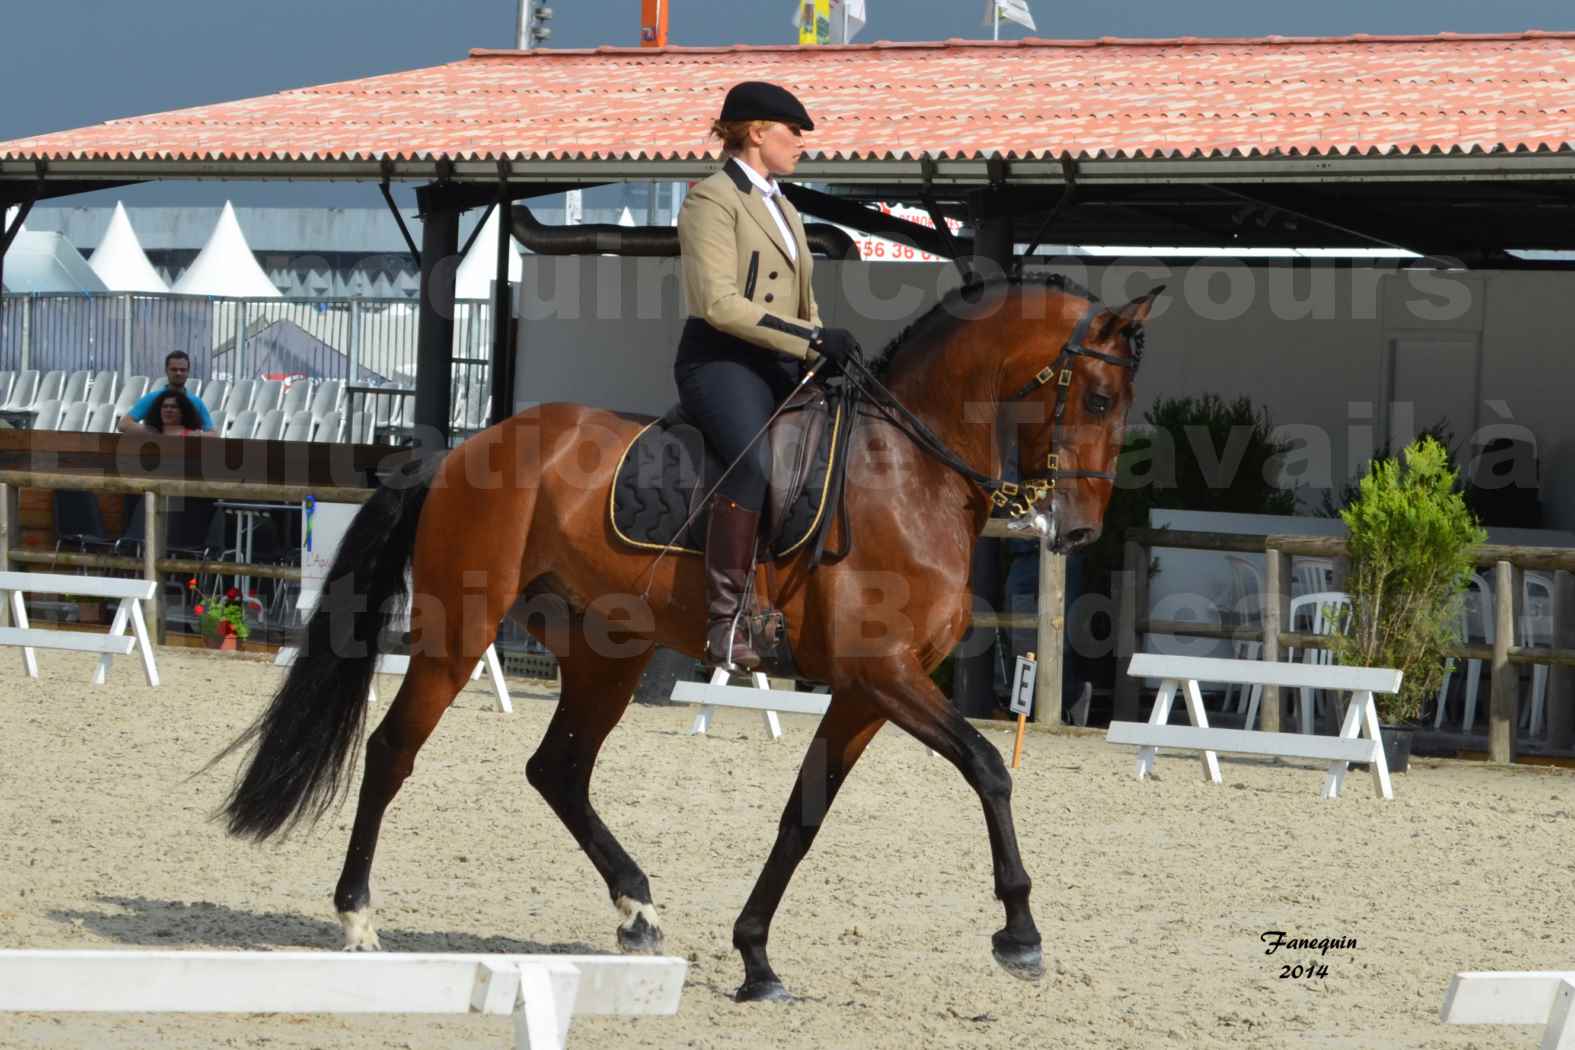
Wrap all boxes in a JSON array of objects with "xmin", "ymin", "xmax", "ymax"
[{"xmin": 1065, "ymin": 528, "xmax": 1095, "ymax": 548}]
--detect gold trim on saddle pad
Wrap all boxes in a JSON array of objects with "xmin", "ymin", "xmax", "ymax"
[{"xmin": 607, "ymin": 402, "xmax": 846, "ymax": 559}]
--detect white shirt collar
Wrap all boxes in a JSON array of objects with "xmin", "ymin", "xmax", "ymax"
[{"xmin": 734, "ymin": 159, "xmax": 781, "ymax": 199}]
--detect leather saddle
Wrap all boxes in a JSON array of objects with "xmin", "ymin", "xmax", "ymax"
[{"xmin": 610, "ymin": 382, "xmax": 848, "ymax": 561}]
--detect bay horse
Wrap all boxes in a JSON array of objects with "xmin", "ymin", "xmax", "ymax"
[{"xmin": 214, "ymin": 273, "xmax": 1159, "ymax": 1002}]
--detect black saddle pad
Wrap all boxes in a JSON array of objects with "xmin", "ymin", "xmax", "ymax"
[{"xmin": 610, "ymin": 393, "xmax": 845, "ymax": 559}]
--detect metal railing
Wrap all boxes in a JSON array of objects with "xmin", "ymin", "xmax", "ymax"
[{"xmin": 0, "ymin": 293, "xmax": 494, "ymax": 435}]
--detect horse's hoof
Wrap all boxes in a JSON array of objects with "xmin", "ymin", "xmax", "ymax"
[
  {"xmin": 734, "ymin": 979, "xmax": 793, "ymax": 1003},
  {"xmin": 991, "ymin": 931, "xmax": 1044, "ymax": 982},
  {"xmin": 337, "ymin": 909, "xmax": 382, "ymax": 952},
  {"xmin": 616, "ymin": 912, "xmax": 665, "ymax": 955}
]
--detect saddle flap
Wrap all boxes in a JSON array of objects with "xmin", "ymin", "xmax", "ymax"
[{"xmin": 765, "ymin": 386, "xmax": 833, "ymax": 549}]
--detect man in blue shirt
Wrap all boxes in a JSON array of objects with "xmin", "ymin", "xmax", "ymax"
[{"xmin": 118, "ymin": 351, "xmax": 214, "ymax": 434}]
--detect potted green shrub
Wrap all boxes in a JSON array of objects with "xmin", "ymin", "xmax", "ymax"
[{"xmin": 1327, "ymin": 437, "xmax": 1485, "ymax": 770}]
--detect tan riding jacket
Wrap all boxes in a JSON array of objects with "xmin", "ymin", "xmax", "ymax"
[{"xmin": 677, "ymin": 159, "xmax": 823, "ymax": 361}]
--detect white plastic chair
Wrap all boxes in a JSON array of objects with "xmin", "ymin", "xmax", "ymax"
[
  {"xmin": 85, "ymin": 402, "xmax": 116, "ymax": 433},
  {"xmin": 34, "ymin": 370, "xmax": 66, "ymax": 406},
  {"xmin": 2, "ymin": 370, "xmax": 39, "ymax": 410},
  {"xmin": 228, "ymin": 379, "xmax": 258, "ymax": 415},
  {"xmin": 1291, "ymin": 557, "xmax": 1337, "ymax": 597},
  {"xmin": 56, "ymin": 401, "xmax": 90, "ymax": 432},
  {"xmin": 1523, "ymin": 571, "xmax": 1554, "ymax": 737},
  {"xmin": 61, "ymin": 370, "xmax": 91, "ymax": 404},
  {"xmin": 279, "ymin": 381, "xmax": 312, "ymax": 416},
  {"xmin": 86, "ymin": 370, "xmax": 117, "ymax": 405},
  {"xmin": 281, "ymin": 409, "xmax": 315, "ymax": 442},
  {"xmin": 252, "ymin": 407, "xmax": 287, "ymax": 441},
  {"xmin": 309, "ymin": 378, "xmax": 344, "ymax": 418},
  {"xmin": 251, "ymin": 379, "xmax": 283, "ymax": 415},
  {"xmin": 1436, "ymin": 574, "xmax": 1493, "ymax": 733},
  {"xmin": 1246, "ymin": 591, "xmax": 1351, "ymax": 735},
  {"xmin": 0, "ymin": 370, "xmax": 13, "ymax": 405},
  {"xmin": 313, "ymin": 410, "xmax": 342, "ymax": 443},
  {"xmin": 185, "ymin": 377, "xmax": 204, "ymax": 400},
  {"xmin": 30, "ymin": 399, "xmax": 63, "ymax": 431},
  {"xmin": 202, "ymin": 378, "xmax": 230, "ymax": 415},
  {"xmin": 208, "ymin": 409, "xmax": 227, "ymax": 437},
  {"xmin": 112, "ymin": 376, "xmax": 150, "ymax": 417},
  {"xmin": 345, "ymin": 409, "xmax": 375, "ymax": 444},
  {"xmin": 36, "ymin": 370, "xmax": 67, "ymax": 402},
  {"xmin": 1223, "ymin": 554, "xmax": 1266, "ymax": 721},
  {"xmin": 223, "ymin": 409, "xmax": 258, "ymax": 440}
]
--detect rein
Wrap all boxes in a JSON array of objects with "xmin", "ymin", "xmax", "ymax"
[{"xmin": 840, "ymin": 299, "xmax": 1142, "ymax": 518}]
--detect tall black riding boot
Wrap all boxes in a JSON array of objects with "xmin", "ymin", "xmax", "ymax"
[{"xmin": 703, "ymin": 496, "xmax": 762, "ymax": 672}]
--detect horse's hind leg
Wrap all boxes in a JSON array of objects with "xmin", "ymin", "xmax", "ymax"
[
  {"xmin": 332, "ymin": 654, "xmax": 474, "ymax": 949},
  {"xmin": 525, "ymin": 648, "xmax": 663, "ymax": 952}
]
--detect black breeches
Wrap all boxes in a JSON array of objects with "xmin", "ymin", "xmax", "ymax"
[{"xmin": 675, "ymin": 353, "xmax": 800, "ymax": 512}]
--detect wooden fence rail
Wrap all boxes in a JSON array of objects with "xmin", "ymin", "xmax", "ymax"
[
  {"xmin": 1115, "ymin": 527, "xmax": 1575, "ymax": 763},
  {"xmin": 0, "ymin": 473, "xmax": 375, "ymax": 644}
]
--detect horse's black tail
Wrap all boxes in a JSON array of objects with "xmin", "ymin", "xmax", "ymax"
[{"xmin": 212, "ymin": 459, "xmax": 436, "ymax": 842}]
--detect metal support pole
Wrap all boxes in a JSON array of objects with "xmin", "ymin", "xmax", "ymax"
[
  {"xmin": 19, "ymin": 294, "xmax": 31, "ymax": 372},
  {"xmin": 489, "ymin": 178, "xmax": 517, "ymax": 428},
  {"xmin": 413, "ymin": 187, "xmax": 459, "ymax": 443},
  {"xmin": 348, "ymin": 298, "xmax": 362, "ymax": 385},
  {"xmin": 232, "ymin": 301, "xmax": 247, "ymax": 380},
  {"xmin": 120, "ymin": 293, "xmax": 133, "ymax": 382}
]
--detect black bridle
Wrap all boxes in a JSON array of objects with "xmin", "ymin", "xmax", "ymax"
[{"xmin": 841, "ymin": 298, "xmax": 1144, "ymax": 519}]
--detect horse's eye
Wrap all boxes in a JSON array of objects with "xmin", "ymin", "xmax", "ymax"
[{"xmin": 1086, "ymin": 394, "xmax": 1112, "ymax": 415}]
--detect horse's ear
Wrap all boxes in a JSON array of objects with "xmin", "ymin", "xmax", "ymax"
[{"xmin": 1089, "ymin": 286, "xmax": 1164, "ymax": 343}]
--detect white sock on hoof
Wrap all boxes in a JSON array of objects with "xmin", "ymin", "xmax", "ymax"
[
  {"xmin": 338, "ymin": 908, "xmax": 382, "ymax": 951},
  {"xmin": 614, "ymin": 895, "xmax": 662, "ymax": 932}
]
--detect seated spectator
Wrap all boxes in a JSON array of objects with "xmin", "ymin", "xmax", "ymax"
[
  {"xmin": 146, "ymin": 390, "xmax": 210, "ymax": 437},
  {"xmin": 118, "ymin": 350, "xmax": 214, "ymax": 434}
]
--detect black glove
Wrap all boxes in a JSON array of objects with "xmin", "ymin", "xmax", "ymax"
[{"xmin": 810, "ymin": 327, "xmax": 860, "ymax": 377}]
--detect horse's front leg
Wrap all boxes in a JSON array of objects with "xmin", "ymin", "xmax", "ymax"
[
  {"xmin": 732, "ymin": 695, "xmax": 885, "ymax": 1002},
  {"xmin": 864, "ymin": 657, "xmax": 1043, "ymax": 980}
]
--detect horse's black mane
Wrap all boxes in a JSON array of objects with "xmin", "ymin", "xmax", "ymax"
[{"xmin": 867, "ymin": 272, "xmax": 1100, "ymax": 379}]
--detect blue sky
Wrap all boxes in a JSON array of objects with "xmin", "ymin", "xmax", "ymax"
[{"xmin": 5, "ymin": 0, "xmax": 1570, "ymax": 206}]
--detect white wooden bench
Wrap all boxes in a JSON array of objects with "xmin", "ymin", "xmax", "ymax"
[
  {"xmin": 1441, "ymin": 971, "xmax": 1575, "ymax": 1048},
  {"xmin": 672, "ymin": 667, "xmax": 829, "ymax": 739},
  {"xmin": 0, "ymin": 949, "xmax": 687, "ymax": 1050},
  {"xmin": 1106, "ymin": 653, "xmax": 1403, "ymax": 799},
  {"xmin": 0, "ymin": 570, "xmax": 159, "ymax": 686}
]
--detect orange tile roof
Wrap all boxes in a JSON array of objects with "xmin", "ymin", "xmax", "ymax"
[{"xmin": 4, "ymin": 32, "xmax": 1575, "ymax": 166}]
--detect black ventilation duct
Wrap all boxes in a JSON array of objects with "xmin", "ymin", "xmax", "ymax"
[{"xmin": 510, "ymin": 204, "xmax": 857, "ymax": 260}]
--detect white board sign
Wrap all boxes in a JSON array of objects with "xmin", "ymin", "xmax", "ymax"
[
  {"xmin": 301, "ymin": 499, "xmax": 360, "ymax": 595},
  {"xmin": 1009, "ymin": 655, "xmax": 1037, "ymax": 716}
]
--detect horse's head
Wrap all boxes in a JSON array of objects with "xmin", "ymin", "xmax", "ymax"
[{"xmin": 999, "ymin": 282, "xmax": 1162, "ymax": 553}]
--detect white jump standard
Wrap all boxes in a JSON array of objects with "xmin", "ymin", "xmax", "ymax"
[
  {"xmin": 1106, "ymin": 653, "xmax": 1403, "ymax": 799},
  {"xmin": 0, "ymin": 570, "xmax": 159, "ymax": 686},
  {"xmin": 0, "ymin": 949, "xmax": 687, "ymax": 1050}
]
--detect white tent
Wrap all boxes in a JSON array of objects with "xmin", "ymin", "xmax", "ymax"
[
  {"xmin": 89, "ymin": 202, "xmax": 168, "ymax": 292},
  {"xmin": 617, "ymin": 207, "xmax": 636, "ymax": 227},
  {"xmin": 454, "ymin": 206, "xmax": 523, "ymax": 300},
  {"xmin": 172, "ymin": 201, "xmax": 281, "ymax": 298}
]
